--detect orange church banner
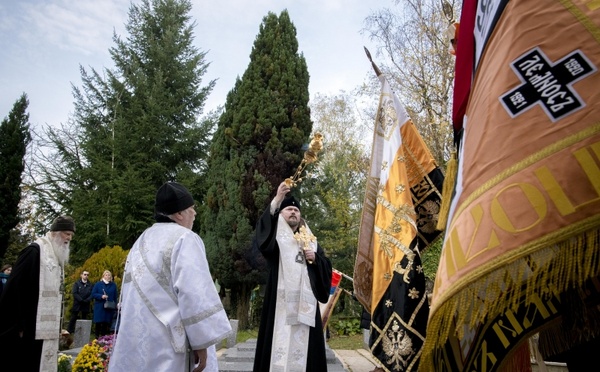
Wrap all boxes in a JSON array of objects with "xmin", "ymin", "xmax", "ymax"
[
  {"xmin": 421, "ymin": 1, "xmax": 600, "ymax": 371},
  {"xmin": 354, "ymin": 77, "xmax": 444, "ymax": 315}
]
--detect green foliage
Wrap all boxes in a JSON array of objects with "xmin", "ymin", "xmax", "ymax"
[
  {"xmin": 421, "ymin": 235, "xmax": 443, "ymax": 280},
  {"xmin": 0, "ymin": 93, "xmax": 31, "ymax": 261},
  {"xmin": 332, "ymin": 318, "xmax": 361, "ymax": 336},
  {"xmin": 201, "ymin": 10, "xmax": 312, "ymax": 328},
  {"xmin": 327, "ymin": 332, "xmax": 365, "ymax": 350},
  {"xmin": 2, "ymin": 229, "xmax": 32, "ymax": 268},
  {"xmin": 235, "ymin": 328, "xmax": 259, "ymax": 344},
  {"xmin": 249, "ymin": 285, "xmax": 263, "ymax": 328},
  {"xmin": 328, "ymin": 293, "xmax": 364, "ymax": 338},
  {"xmin": 27, "ymin": 0, "xmax": 215, "ymax": 265},
  {"xmin": 76, "ymin": 245, "xmax": 127, "ymax": 285},
  {"xmin": 332, "ymin": 291, "xmax": 364, "ymax": 319}
]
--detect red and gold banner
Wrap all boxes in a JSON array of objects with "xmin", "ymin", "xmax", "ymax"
[{"xmin": 422, "ymin": 1, "xmax": 600, "ymax": 371}]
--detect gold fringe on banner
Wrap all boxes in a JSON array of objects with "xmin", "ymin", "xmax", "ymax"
[
  {"xmin": 421, "ymin": 223, "xmax": 600, "ymax": 369},
  {"xmin": 435, "ymin": 150, "xmax": 457, "ymax": 231}
]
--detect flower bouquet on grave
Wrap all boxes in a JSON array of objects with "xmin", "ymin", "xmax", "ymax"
[{"xmin": 72, "ymin": 333, "xmax": 117, "ymax": 371}]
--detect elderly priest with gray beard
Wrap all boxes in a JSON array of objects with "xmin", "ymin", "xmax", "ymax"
[{"xmin": 0, "ymin": 216, "xmax": 75, "ymax": 372}]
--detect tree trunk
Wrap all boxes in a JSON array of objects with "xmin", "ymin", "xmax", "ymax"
[{"xmin": 233, "ymin": 282, "xmax": 252, "ymax": 329}]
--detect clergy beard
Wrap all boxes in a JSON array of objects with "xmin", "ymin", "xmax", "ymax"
[
  {"xmin": 50, "ymin": 233, "xmax": 71, "ymax": 266},
  {"xmin": 287, "ymin": 216, "xmax": 305, "ymax": 232},
  {"xmin": 287, "ymin": 219, "xmax": 299, "ymax": 230}
]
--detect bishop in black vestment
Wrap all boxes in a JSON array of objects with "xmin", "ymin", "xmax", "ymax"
[{"xmin": 252, "ymin": 181, "xmax": 332, "ymax": 372}]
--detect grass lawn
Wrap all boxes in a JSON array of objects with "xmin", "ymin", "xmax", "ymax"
[
  {"xmin": 236, "ymin": 328, "xmax": 259, "ymax": 343},
  {"xmin": 327, "ymin": 333, "xmax": 365, "ymax": 349},
  {"xmin": 235, "ymin": 328, "xmax": 365, "ymax": 350}
]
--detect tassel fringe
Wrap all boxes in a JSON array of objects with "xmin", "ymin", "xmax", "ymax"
[{"xmin": 421, "ymin": 224, "xmax": 600, "ymax": 370}]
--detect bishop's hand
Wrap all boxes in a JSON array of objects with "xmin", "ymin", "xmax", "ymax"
[
  {"xmin": 304, "ymin": 249, "xmax": 315, "ymax": 264},
  {"xmin": 274, "ymin": 181, "xmax": 291, "ymax": 206}
]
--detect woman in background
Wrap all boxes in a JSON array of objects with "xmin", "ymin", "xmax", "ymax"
[{"xmin": 92, "ymin": 270, "xmax": 118, "ymax": 339}]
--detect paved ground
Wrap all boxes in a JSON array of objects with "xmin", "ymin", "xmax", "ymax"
[
  {"xmin": 332, "ymin": 349, "xmax": 379, "ymax": 371},
  {"xmin": 216, "ymin": 339, "xmax": 380, "ymax": 372}
]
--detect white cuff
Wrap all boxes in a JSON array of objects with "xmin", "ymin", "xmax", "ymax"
[{"xmin": 270, "ymin": 199, "xmax": 281, "ymax": 215}]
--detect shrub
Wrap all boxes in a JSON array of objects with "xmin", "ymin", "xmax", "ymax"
[
  {"xmin": 332, "ymin": 318, "xmax": 361, "ymax": 336},
  {"xmin": 63, "ymin": 245, "xmax": 128, "ymax": 329}
]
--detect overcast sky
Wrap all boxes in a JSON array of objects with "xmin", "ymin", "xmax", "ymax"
[{"xmin": 0, "ymin": 0, "xmax": 392, "ymax": 130}]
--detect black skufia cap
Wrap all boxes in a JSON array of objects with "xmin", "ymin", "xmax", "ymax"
[
  {"xmin": 50, "ymin": 216, "xmax": 75, "ymax": 232},
  {"xmin": 280, "ymin": 195, "xmax": 301, "ymax": 211},
  {"xmin": 155, "ymin": 182, "xmax": 194, "ymax": 215}
]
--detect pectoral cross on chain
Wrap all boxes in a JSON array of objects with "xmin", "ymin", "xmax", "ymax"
[{"xmin": 294, "ymin": 225, "xmax": 316, "ymax": 264}]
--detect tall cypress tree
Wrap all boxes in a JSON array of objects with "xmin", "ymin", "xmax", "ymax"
[
  {"xmin": 201, "ymin": 10, "xmax": 312, "ymax": 327},
  {"xmin": 31, "ymin": 0, "xmax": 215, "ymax": 263},
  {"xmin": 0, "ymin": 94, "xmax": 31, "ymax": 261}
]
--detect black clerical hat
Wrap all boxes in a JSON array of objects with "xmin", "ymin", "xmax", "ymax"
[
  {"xmin": 155, "ymin": 182, "xmax": 194, "ymax": 215},
  {"xmin": 50, "ymin": 216, "xmax": 76, "ymax": 232},
  {"xmin": 280, "ymin": 195, "xmax": 301, "ymax": 211}
]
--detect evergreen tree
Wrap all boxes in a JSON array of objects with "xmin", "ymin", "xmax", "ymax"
[
  {"xmin": 201, "ymin": 10, "xmax": 312, "ymax": 327},
  {"xmin": 29, "ymin": 0, "xmax": 215, "ymax": 264},
  {"xmin": 3, "ymin": 229, "xmax": 31, "ymax": 267},
  {"xmin": 0, "ymin": 94, "xmax": 31, "ymax": 261}
]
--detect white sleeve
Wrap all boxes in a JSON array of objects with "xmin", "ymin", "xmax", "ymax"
[{"xmin": 171, "ymin": 231, "xmax": 232, "ymax": 349}]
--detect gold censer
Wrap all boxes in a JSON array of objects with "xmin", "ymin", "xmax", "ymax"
[{"xmin": 285, "ymin": 132, "xmax": 324, "ymax": 188}]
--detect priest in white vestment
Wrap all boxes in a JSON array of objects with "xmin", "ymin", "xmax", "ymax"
[
  {"xmin": 0, "ymin": 215, "xmax": 75, "ymax": 372},
  {"xmin": 109, "ymin": 182, "xmax": 231, "ymax": 372}
]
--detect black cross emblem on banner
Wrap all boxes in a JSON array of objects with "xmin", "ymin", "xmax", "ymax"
[{"xmin": 500, "ymin": 47, "xmax": 596, "ymax": 122}]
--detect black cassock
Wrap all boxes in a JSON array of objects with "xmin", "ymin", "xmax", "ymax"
[
  {"xmin": 252, "ymin": 205, "xmax": 333, "ymax": 372},
  {"xmin": 0, "ymin": 243, "xmax": 45, "ymax": 371}
]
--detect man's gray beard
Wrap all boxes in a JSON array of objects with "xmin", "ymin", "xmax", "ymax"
[{"xmin": 50, "ymin": 234, "xmax": 70, "ymax": 266}]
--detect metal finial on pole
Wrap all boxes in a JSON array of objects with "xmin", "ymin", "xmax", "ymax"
[{"xmin": 364, "ymin": 47, "xmax": 382, "ymax": 77}]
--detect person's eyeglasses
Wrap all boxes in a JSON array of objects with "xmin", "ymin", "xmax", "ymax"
[{"xmin": 82, "ymin": 274, "xmax": 89, "ymax": 276}]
